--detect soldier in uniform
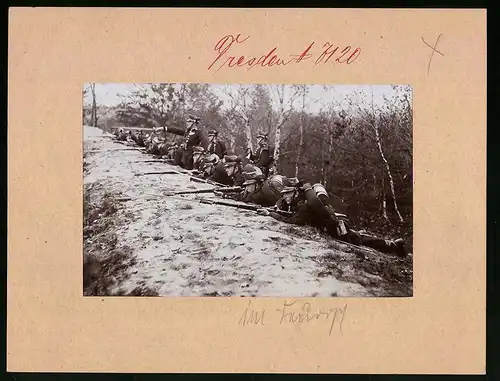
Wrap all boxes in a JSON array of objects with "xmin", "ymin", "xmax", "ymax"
[
  {"xmin": 116, "ymin": 128, "xmax": 127, "ymax": 141},
  {"xmin": 232, "ymin": 170, "xmax": 298, "ymax": 207},
  {"xmin": 192, "ymin": 146, "xmax": 206, "ymax": 172},
  {"xmin": 165, "ymin": 142, "xmax": 178, "ymax": 161},
  {"xmin": 136, "ymin": 130, "xmax": 146, "ymax": 147},
  {"xmin": 164, "ymin": 115, "xmax": 208, "ymax": 169},
  {"xmin": 199, "ymin": 154, "xmax": 241, "ymax": 186},
  {"xmin": 148, "ymin": 131, "xmax": 163, "ymax": 155},
  {"xmin": 222, "ymin": 155, "xmax": 246, "ymax": 186},
  {"xmin": 247, "ymin": 131, "xmax": 274, "ymax": 178},
  {"xmin": 266, "ymin": 183, "xmax": 406, "ymax": 257},
  {"xmin": 199, "ymin": 153, "xmax": 221, "ymax": 179},
  {"xmin": 207, "ymin": 130, "xmax": 227, "ymax": 159}
]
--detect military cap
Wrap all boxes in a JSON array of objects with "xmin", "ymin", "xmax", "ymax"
[
  {"xmin": 242, "ymin": 179, "xmax": 258, "ymax": 186},
  {"xmin": 242, "ymin": 164, "xmax": 263, "ymax": 176},
  {"xmin": 208, "ymin": 130, "xmax": 219, "ymax": 137},
  {"xmin": 223, "ymin": 155, "xmax": 242, "ymax": 166},
  {"xmin": 193, "ymin": 146, "xmax": 205, "ymax": 153},
  {"xmin": 186, "ymin": 114, "xmax": 200, "ymax": 123},
  {"xmin": 254, "ymin": 174, "xmax": 266, "ymax": 181},
  {"xmin": 256, "ymin": 131, "xmax": 268, "ymax": 139}
]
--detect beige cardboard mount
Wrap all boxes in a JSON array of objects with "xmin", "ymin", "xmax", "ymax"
[{"xmin": 8, "ymin": 8, "xmax": 486, "ymax": 374}]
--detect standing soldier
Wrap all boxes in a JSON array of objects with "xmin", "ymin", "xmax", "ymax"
[
  {"xmin": 207, "ymin": 130, "xmax": 227, "ymax": 159},
  {"xmin": 247, "ymin": 131, "xmax": 274, "ymax": 178},
  {"xmin": 164, "ymin": 115, "xmax": 208, "ymax": 169},
  {"xmin": 265, "ymin": 183, "xmax": 406, "ymax": 257}
]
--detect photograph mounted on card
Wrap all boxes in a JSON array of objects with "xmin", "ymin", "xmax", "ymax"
[
  {"xmin": 8, "ymin": 8, "xmax": 485, "ymax": 374},
  {"xmin": 83, "ymin": 83, "xmax": 413, "ymax": 298}
]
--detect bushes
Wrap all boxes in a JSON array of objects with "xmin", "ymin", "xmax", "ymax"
[{"xmin": 83, "ymin": 187, "xmax": 157, "ymax": 296}]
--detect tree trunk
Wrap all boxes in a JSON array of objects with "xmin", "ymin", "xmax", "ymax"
[
  {"xmin": 381, "ymin": 176, "xmax": 388, "ymax": 220},
  {"xmin": 229, "ymin": 134, "xmax": 236, "ymax": 153},
  {"xmin": 272, "ymin": 113, "xmax": 283, "ymax": 173},
  {"xmin": 295, "ymin": 89, "xmax": 306, "ymax": 178},
  {"xmin": 321, "ymin": 139, "xmax": 325, "ymax": 184},
  {"xmin": 374, "ymin": 127, "xmax": 404, "ymax": 223},
  {"xmin": 245, "ymin": 118, "xmax": 253, "ymax": 153},
  {"xmin": 90, "ymin": 84, "xmax": 98, "ymax": 128},
  {"xmin": 325, "ymin": 124, "xmax": 334, "ymax": 188}
]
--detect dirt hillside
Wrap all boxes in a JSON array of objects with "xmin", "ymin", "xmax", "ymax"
[{"xmin": 83, "ymin": 126, "xmax": 413, "ymax": 297}]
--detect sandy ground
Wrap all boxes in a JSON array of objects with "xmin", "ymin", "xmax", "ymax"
[{"xmin": 83, "ymin": 126, "xmax": 413, "ymax": 297}]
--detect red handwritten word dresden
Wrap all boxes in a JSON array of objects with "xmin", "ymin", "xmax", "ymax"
[{"xmin": 207, "ymin": 34, "xmax": 361, "ymax": 73}]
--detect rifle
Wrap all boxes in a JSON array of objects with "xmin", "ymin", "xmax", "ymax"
[
  {"xmin": 164, "ymin": 186, "xmax": 242, "ymax": 196},
  {"xmin": 134, "ymin": 170, "xmax": 180, "ymax": 176},
  {"xmin": 190, "ymin": 176, "xmax": 228, "ymax": 188},
  {"xmin": 198, "ymin": 198, "xmax": 294, "ymax": 216},
  {"xmin": 86, "ymin": 147, "xmax": 143, "ymax": 153},
  {"xmin": 131, "ymin": 160, "xmax": 169, "ymax": 163}
]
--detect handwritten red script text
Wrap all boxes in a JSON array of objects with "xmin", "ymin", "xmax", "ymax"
[{"xmin": 208, "ymin": 34, "xmax": 361, "ymax": 73}]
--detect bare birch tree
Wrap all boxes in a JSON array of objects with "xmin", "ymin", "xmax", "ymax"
[
  {"xmin": 269, "ymin": 85, "xmax": 301, "ymax": 173},
  {"xmin": 355, "ymin": 87, "xmax": 404, "ymax": 223},
  {"xmin": 295, "ymin": 85, "xmax": 308, "ymax": 178},
  {"xmin": 88, "ymin": 83, "xmax": 98, "ymax": 127},
  {"xmin": 223, "ymin": 85, "xmax": 254, "ymax": 153}
]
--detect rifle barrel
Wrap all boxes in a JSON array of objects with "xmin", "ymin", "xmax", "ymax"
[
  {"xmin": 135, "ymin": 171, "xmax": 179, "ymax": 176},
  {"xmin": 189, "ymin": 176, "xmax": 227, "ymax": 188},
  {"xmin": 199, "ymin": 198, "xmax": 260, "ymax": 212},
  {"xmin": 166, "ymin": 188, "xmax": 215, "ymax": 195}
]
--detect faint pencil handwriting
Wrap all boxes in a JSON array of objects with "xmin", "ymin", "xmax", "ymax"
[
  {"xmin": 237, "ymin": 299, "xmax": 348, "ymax": 336},
  {"xmin": 238, "ymin": 300, "xmax": 265, "ymax": 326},
  {"xmin": 421, "ymin": 33, "xmax": 444, "ymax": 75},
  {"xmin": 277, "ymin": 300, "xmax": 347, "ymax": 336}
]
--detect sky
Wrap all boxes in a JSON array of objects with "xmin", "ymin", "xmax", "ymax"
[{"xmin": 83, "ymin": 83, "xmax": 410, "ymax": 113}]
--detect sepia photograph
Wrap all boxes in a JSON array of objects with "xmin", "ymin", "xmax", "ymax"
[{"xmin": 83, "ymin": 83, "xmax": 413, "ymax": 298}]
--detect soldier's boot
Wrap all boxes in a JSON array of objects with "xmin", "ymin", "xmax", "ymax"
[
  {"xmin": 390, "ymin": 238, "xmax": 406, "ymax": 258},
  {"xmin": 175, "ymin": 149, "xmax": 184, "ymax": 167},
  {"xmin": 380, "ymin": 238, "xmax": 406, "ymax": 257}
]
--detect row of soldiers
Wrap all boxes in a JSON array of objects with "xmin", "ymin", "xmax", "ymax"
[{"xmin": 114, "ymin": 115, "xmax": 407, "ymax": 258}]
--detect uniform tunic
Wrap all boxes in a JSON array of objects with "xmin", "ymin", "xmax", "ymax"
[
  {"xmin": 250, "ymin": 144, "xmax": 274, "ymax": 177},
  {"xmin": 168, "ymin": 125, "xmax": 208, "ymax": 169},
  {"xmin": 237, "ymin": 175, "xmax": 285, "ymax": 207},
  {"xmin": 270, "ymin": 191, "xmax": 396, "ymax": 253},
  {"xmin": 207, "ymin": 140, "xmax": 227, "ymax": 159}
]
